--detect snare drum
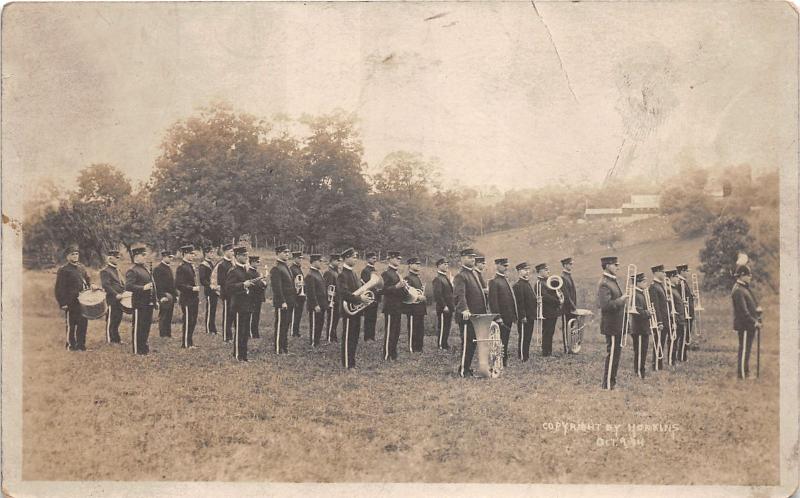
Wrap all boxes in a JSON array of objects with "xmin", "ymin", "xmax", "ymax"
[
  {"xmin": 119, "ymin": 291, "xmax": 134, "ymax": 315},
  {"xmin": 78, "ymin": 289, "xmax": 108, "ymax": 320}
]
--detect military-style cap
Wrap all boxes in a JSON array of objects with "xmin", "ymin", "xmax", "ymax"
[
  {"xmin": 735, "ymin": 265, "xmax": 751, "ymax": 277},
  {"xmin": 222, "ymin": 243, "xmax": 234, "ymax": 252},
  {"xmin": 651, "ymin": 264, "xmax": 665, "ymax": 273},
  {"xmin": 341, "ymin": 248, "xmax": 356, "ymax": 259},
  {"xmin": 665, "ymin": 269, "xmax": 678, "ymax": 278},
  {"xmin": 535, "ymin": 263, "xmax": 548, "ymax": 271},
  {"xmin": 600, "ymin": 256, "xmax": 618, "ymax": 267},
  {"xmin": 275, "ymin": 244, "xmax": 288, "ymax": 253},
  {"xmin": 161, "ymin": 250, "xmax": 172, "ymax": 257},
  {"xmin": 435, "ymin": 258, "xmax": 448, "ymax": 266},
  {"xmin": 310, "ymin": 254, "xmax": 322, "ymax": 263},
  {"xmin": 460, "ymin": 248, "xmax": 476, "ymax": 257},
  {"xmin": 677, "ymin": 264, "xmax": 689, "ymax": 273},
  {"xmin": 180, "ymin": 244, "xmax": 195, "ymax": 254},
  {"xmin": 365, "ymin": 251, "xmax": 376, "ymax": 259},
  {"xmin": 407, "ymin": 257, "xmax": 420, "ymax": 265},
  {"xmin": 131, "ymin": 245, "xmax": 147, "ymax": 257},
  {"xmin": 494, "ymin": 258, "xmax": 509, "ymax": 265},
  {"xmin": 516, "ymin": 261, "xmax": 530, "ymax": 271},
  {"xmin": 475, "ymin": 256, "xmax": 486, "ymax": 264},
  {"xmin": 635, "ymin": 272, "xmax": 646, "ymax": 282},
  {"xmin": 329, "ymin": 253, "xmax": 342, "ymax": 261},
  {"xmin": 107, "ymin": 249, "xmax": 120, "ymax": 257},
  {"xmin": 233, "ymin": 246, "xmax": 248, "ymax": 256},
  {"xmin": 292, "ymin": 251, "xmax": 303, "ymax": 258},
  {"xmin": 249, "ymin": 255, "xmax": 260, "ymax": 263},
  {"xmin": 203, "ymin": 245, "xmax": 214, "ymax": 253},
  {"xmin": 560, "ymin": 257, "xmax": 574, "ymax": 265},
  {"xmin": 388, "ymin": 251, "xmax": 401, "ymax": 259}
]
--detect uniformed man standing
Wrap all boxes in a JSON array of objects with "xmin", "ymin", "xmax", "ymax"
[
  {"xmin": 513, "ymin": 262, "xmax": 536, "ymax": 362},
  {"xmin": 432, "ymin": 258, "xmax": 454, "ymax": 351},
  {"xmin": 597, "ymin": 256, "xmax": 627, "ymax": 390},
  {"xmin": 677, "ymin": 264, "xmax": 694, "ymax": 361},
  {"xmin": 454, "ymin": 248, "xmax": 487, "ymax": 378},
  {"xmin": 338, "ymin": 248, "xmax": 370, "ymax": 369},
  {"xmin": 54, "ymin": 244, "xmax": 91, "ymax": 351},
  {"xmin": 213, "ymin": 243, "xmax": 235, "ymax": 342},
  {"xmin": 404, "ymin": 257, "xmax": 427, "ymax": 353},
  {"xmin": 648, "ymin": 265, "xmax": 670, "ymax": 372},
  {"xmin": 125, "ymin": 245, "xmax": 157, "ymax": 355},
  {"xmin": 630, "ymin": 272, "xmax": 651, "ymax": 379},
  {"xmin": 305, "ymin": 254, "xmax": 327, "ymax": 348},
  {"xmin": 100, "ymin": 249, "xmax": 125, "ymax": 344},
  {"xmin": 535, "ymin": 263, "xmax": 561, "ymax": 357},
  {"xmin": 175, "ymin": 245, "xmax": 201, "ymax": 349},
  {"xmin": 324, "ymin": 254, "xmax": 342, "ymax": 343},
  {"xmin": 199, "ymin": 245, "xmax": 219, "ymax": 335},
  {"xmin": 381, "ymin": 251, "xmax": 406, "ymax": 361},
  {"xmin": 667, "ymin": 268, "xmax": 686, "ymax": 366},
  {"xmin": 731, "ymin": 265, "xmax": 761, "ymax": 379},
  {"xmin": 153, "ymin": 250, "xmax": 176, "ymax": 338},
  {"xmin": 290, "ymin": 251, "xmax": 306, "ymax": 338},
  {"xmin": 560, "ymin": 257, "xmax": 578, "ymax": 354},
  {"xmin": 225, "ymin": 246, "xmax": 254, "ymax": 362},
  {"xmin": 489, "ymin": 258, "xmax": 518, "ymax": 367},
  {"xmin": 247, "ymin": 255, "xmax": 266, "ymax": 339},
  {"xmin": 270, "ymin": 245, "xmax": 296, "ymax": 354},
  {"xmin": 474, "ymin": 256, "xmax": 489, "ymax": 308},
  {"xmin": 360, "ymin": 252, "xmax": 380, "ymax": 342}
]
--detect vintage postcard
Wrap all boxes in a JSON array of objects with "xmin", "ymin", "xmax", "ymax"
[{"xmin": 2, "ymin": 2, "xmax": 798, "ymax": 497}]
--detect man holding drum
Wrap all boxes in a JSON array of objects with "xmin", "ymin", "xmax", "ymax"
[{"xmin": 54, "ymin": 244, "xmax": 93, "ymax": 351}]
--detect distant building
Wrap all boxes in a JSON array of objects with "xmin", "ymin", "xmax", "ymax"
[
  {"xmin": 584, "ymin": 208, "xmax": 623, "ymax": 219},
  {"xmin": 584, "ymin": 194, "xmax": 661, "ymax": 221}
]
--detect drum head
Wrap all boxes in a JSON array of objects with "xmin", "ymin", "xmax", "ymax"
[
  {"xmin": 574, "ymin": 308, "xmax": 593, "ymax": 316},
  {"xmin": 120, "ymin": 291, "xmax": 134, "ymax": 314},
  {"xmin": 78, "ymin": 290, "xmax": 107, "ymax": 320}
]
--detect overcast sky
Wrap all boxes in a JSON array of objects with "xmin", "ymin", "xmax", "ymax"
[{"xmin": 3, "ymin": 2, "xmax": 797, "ymax": 192}]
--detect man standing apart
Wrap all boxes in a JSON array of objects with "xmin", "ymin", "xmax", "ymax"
[{"xmin": 597, "ymin": 256, "xmax": 627, "ymax": 390}]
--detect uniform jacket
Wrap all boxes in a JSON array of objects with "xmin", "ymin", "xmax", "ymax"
[
  {"xmin": 731, "ymin": 280, "xmax": 760, "ymax": 332},
  {"xmin": 246, "ymin": 265, "xmax": 267, "ymax": 312},
  {"xmin": 125, "ymin": 263, "xmax": 156, "ymax": 308},
  {"xmin": 55, "ymin": 263, "xmax": 90, "ymax": 310},
  {"xmin": 668, "ymin": 281, "xmax": 686, "ymax": 327},
  {"xmin": 305, "ymin": 267, "xmax": 327, "ymax": 312},
  {"xmin": 513, "ymin": 278, "xmax": 536, "ymax": 322},
  {"xmin": 678, "ymin": 277, "xmax": 695, "ymax": 321},
  {"xmin": 536, "ymin": 277, "xmax": 562, "ymax": 319},
  {"xmin": 381, "ymin": 266, "xmax": 405, "ymax": 315},
  {"xmin": 403, "ymin": 271, "xmax": 426, "ymax": 316},
  {"xmin": 432, "ymin": 271, "xmax": 455, "ymax": 314},
  {"xmin": 323, "ymin": 268, "xmax": 339, "ymax": 309},
  {"xmin": 153, "ymin": 261, "xmax": 176, "ymax": 299},
  {"xmin": 291, "ymin": 263, "xmax": 305, "ymax": 301},
  {"xmin": 597, "ymin": 273, "xmax": 626, "ymax": 336},
  {"xmin": 337, "ymin": 265, "xmax": 361, "ymax": 314},
  {"xmin": 199, "ymin": 259, "xmax": 214, "ymax": 294},
  {"xmin": 489, "ymin": 273, "xmax": 518, "ymax": 325},
  {"xmin": 561, "ymin": 271, "xmax": 577, "ymax": 314},
  {"xmin": 454, "ymin": 265, "xmax": 487, "ymax": 322},
  {"xmin": 474, "ymin": 269, "xmax": 489, "ymax": 309},
  {"xmin": 174, "ymin": 260, "xmax": 200, "ymax": 306},
  {"xmin": 360, "ymin": 264, "xmax": 381, "ymax": 305},
  {"xmin": 215, "ymin": 258, "xmax": 234, "ymax": 299},
  {"xmin": 224, "ymin": 263, "xmax": 252, "ymax": 313},
  {"xmin": 630, "ymin": 287, "xmax": 651, "ymax": 336},
  {"xmin": 100, "ymin": 264, "xmax": 125, "ymax": 306},
  {"xmin": 270, "ymin": 260, "xmax": 297, "ymax": 309}
]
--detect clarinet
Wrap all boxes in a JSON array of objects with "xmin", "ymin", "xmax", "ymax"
[{"xmin": 148, "ymin": 261, "xmax": 160, "ymax": 310}]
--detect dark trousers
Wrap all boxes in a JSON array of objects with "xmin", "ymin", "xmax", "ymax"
[
  {"xmin": 205, "ymin": 294, "xmax": 218, "ymax": 334},
  {"xmin": 652, "ymin": 326, "xmax": 666, "ymax": 371},
  {"xmin": 363, "ymin": 303, "xmax": 378, "ymax": 341},
  {"xmin": 459, "ymin": 319, "xmax": 477, "ymax": 377},
  {"xmin": 541, "ymin": 317, "xmax": 557, "ymax": 356},
  {"xmin": 407, "ymin": 314, "xmax": 425, "ymax": 352},
  {"xmin": 383, "ymin": 312, "xmax": 402, "ymax": 360},
  {"xmin": 326, "ymin": 306, "xmax": 339, "ymax": 342},
  {"xmin": 250, "ymin": 306, "xmax": 261, "ymax": 338},
  {"xmin": 274, "ymin": 307, "xmax": 290, "ymax": 354},
  {"xmin": 736, "ymin": 328, "xmax": 757, "ymax": 379},
  {"xmin": 341, "ymin": 315, "xmax": 361, "ymax": 368},
  {"xmin": 309, "ymin": 309, "xmax": 324, "ymax": 347},
  {"xmin": 291, "ymin": 298, "xmax": 306, "ymax": 337},
  {"xmin": 517, "ymin": 320, "xmax": 534, "ymax": 362},
  {"xmin": 131, "ymin": 306, "xmax": 153, "ymax": 355},
  {"xmin": 158, "ymin": 301, "xmax": 173, "ymax": 337},
  {"xmin": 679, "ymin": 320, "xmax": 690, "ymax": 362},
  {"xmin": 181, "ymin": 302, "xmax": 198, "ymax": 348},
  {"xmin": 672, "ymin": 323, "xmax": 686, "ymax": 364},
  {"xmin": 667, "ymin": 324, "xmax": 677, "ymax": 366},
  {"xmin": 602, "ymin": 333, "xmax": 622, "ymax": 390},
  {"xmin": 105, "ymin": 303, "xmax": 123, "ymax": 344},
  {"xmin": 234, "ymin": 310, "xmax": 251, "ymax": 361},
  {"xmin": 437, "ymin": 311, "xmax": 452, "ymax": 349},
  {"xmin": 561, "ymin": 312, "xmax": 576, "ymax": 353},
  {"xmin": 222, "ymin": 298, "xmax": 234, "ymax": 341},
  {"xmin": 498, "ymin": 322, "xmax": 511, "ymax": 366},
  {"xmin": 632, "ymin": 333, "xmax": 649, "ymax": 379},
  {"xmin": 64, "ymin": 307, "xmax": 88, "ymax": 351}
]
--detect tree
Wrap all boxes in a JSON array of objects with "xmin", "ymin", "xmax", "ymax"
[
  {"xmin": 75, "ymin": 163, "xmax": 132, "ymax": 204},
  {"xmin": 660, "ymin": 186, "xmax": 715, "ymax": 238},
  {"xmin": 698, "ymin": 216, "xmax": 771, "ymax": 292}
]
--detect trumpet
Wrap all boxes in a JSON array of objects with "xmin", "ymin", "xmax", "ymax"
[
  {"xmin": 644, "ymin": 285, "xmax": 663, "ymax": 361},
  {"xmin": 620, "ymin": 264, "xmax": 638, "ymax": 348},
  {"xmin": 327, "ymin": 284, "xmax": 336, "ymax": 309},
  {"xmin": 546, "ymin": 275, "xmax": 565, "ymax": 305},
  {"xmin": 295, "ymin": 273, "xmax": 306, "ymax": 298}
]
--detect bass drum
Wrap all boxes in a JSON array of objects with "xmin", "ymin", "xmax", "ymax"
[
  {"xmin": 119, "ymin": 291, "xmax": 134, "ymax": 315},
  {"xmin": 471, "ymin": 313, "xmax": 503, "ymax": 378},
  {"xmin": 78, "ymin": 289, "xmax": 107, "ymax": 320}
]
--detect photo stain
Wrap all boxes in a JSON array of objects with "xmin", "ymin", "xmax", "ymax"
[{"xmin": 2, "ymin": 213, "xmax": 22, "ymax": 235}]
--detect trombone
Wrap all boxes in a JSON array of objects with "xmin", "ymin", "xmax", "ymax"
[
  {"xmin": 534, "ymin": 278, "xmax": 544, "ymax": 347},
  {"xmin": 665, "ymin": 277, "xmax": 678, "ymax": 363},
  {"xmin": 680, "ymin": 278, "xmax": 692, "ymax": 345},
  {"xmin": 691, "ymin": 273, "xmax": 704, "ymax": 338},
  {"xmin": 620, "ymin": 264, "xmax": 638, "ymax": 348},
  {"xmin": 644, "ymin": 284, "xmax": 664, "ymax": 361}
]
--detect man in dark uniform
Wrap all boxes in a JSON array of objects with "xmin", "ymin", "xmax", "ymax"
[
  {"xmin": 474, "ymin": 256, "xmax": 489, "ymax": 308},
  {"xmin": 305, "ymin": 254, "xmax": 327, "ymax": 348},
  {"xmin": 404, "ymin": 257, "xmax": 427, "ymax": 353},
  {"xmin": 597, "ymin": 256, "xmax": 627, "ymax": 390},
  {"xmin": 454, "ymin": 248, "xmax": 488, "ymax": 378},
  {"xmin": 338, "ymin": 248, "xmax": 370, "ymax": 369},
  {"xmin": 247, "ymin": 255, "xmax": 266, "ymax": 339},
  {"xmin": 560, "ymin": 257, "xmax": 578, "ymax": 354},
  {"xmin": 54, "ymin": 244, "xmax": 91, "ymax": 351},
  {"xmin": 290, "ymin": 251, "xmax": 306, "ymax": 338},
  {"xmin": 535, "ymin": 263, "xmax": 562, "ymax": 357},
  {"xmin": 667, "ymin": 268, "xmax": 686, "ymax": 366},
  {"xmin": 631, "ymin": 272, "xmax": 651, "ymax": 379},
  {"xmin": 125, "ymin": 245, "xmax": 157, "ymax": 355},
  {"xmin": 324, "ymin": 254, "xmax": 342, "ymax": 343},
  {"xmin": 513, "ymin": 262, "xmax": 536, "ymax": 362},
  {"xmin": 677, "ymin": 264, "xmax": 695, "ymax": 361},
  {"xmin": 360, "ymin": 251, "xmax": 380, "ymax": 341},
  {"xmin": 432, "ymin": 258, "xmax": 454, "ymax": 351},
  {"xmin": 270, "ymin": 245, "xmax": 296, "ymax": 354},
  {"xmin": 199, "ymin": 245, "xmax": 218, "ymax": 335},
  {"xmin": 100, "ymin": 249, "xmax": 125, "ymax": 344},
  {"xmin": 489, "ymin": 257, "xmax": 518, "ymax": 367},
  {"xmin": 225, "ymin": 246, "xmax": 255, "ymax": 362},
  {"xmin": 175, "ymin": 244, "xmax": 201, "ymax": 349},
  {"xmin": 381, "ymin": 251, "xmax": 406, "ymax": 361},
  {"xmin": 648, "ymin": 265, "xmax": 670, "ymax": 372},
  {"xmin": 153, "ymin": 250, "xmax": 176, "ymax": 338},
  {"xmin": 214, "ymin": 243, "xmax": 235, "ymax": 342},
  {"xmin": 731, "ymin": 265, "xmax": 761, "ymax": 379}
]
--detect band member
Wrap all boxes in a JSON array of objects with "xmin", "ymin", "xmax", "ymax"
[
  {"xmin": 214, "ymin": 243, "xmax": 235, "ymax": 342},
  {"xmin": 474, "ymin": 256, "xmax": 489, "ymax": 308},
  {"xmin": 270, "ymin": 245, "xmax": 296, "ymax": 354},
  {"xmin": 535, "ymin": 263, "xmax": 561, "ymax": 357},
  {"xmin": 153, "ymin": 250, "xmax": 176, "ymax": 338},
  {"xmin": 247, "ymin": 255, "xmax": 266, "ymax": 339},
  {"xmin": 677, "ymin": 264, "xmax": 694, "ymax": 360},
  {"xmin": 432, "ymin": 258, "xmax": 454, "ymax": 351},
  {"xmin": 489, "ymin": 258, "xmax": 518, "ymax": 367},
  {"xmin": 381, "ymin": 251, "xmax": 405, "ymax": 361},
  {"xmin": 731, "ymin": 265, "xmax": 761, "ymax": 379},
  {"xmin": 560, "ymin": 257, "xmax": 578, "ymax": 354},
  {"xmin": 324, "ymin": 254, "xmax": 342, "ymax": 343},
  {"xmin": 54, "ymin": 245, "xmax": 91, "ymax": 351},
  {"xmin": 648, "ymin": 265, "xmax": 670, "ymax": 372},
  {"xmin": 454, "ymin": 248, "xmax": 488, "ymax": 378},
  {"xmin": 199, "ymin": 245, "xmax": 218, "ymax": 335},
  {"xmin": 305, "ymin": 254, "xmax": 327, "ymax": 348},
  {"xmin": 338, "ymin": 248, "xmax": 370, "ymax": 369},
  {"xmin": 631, "ymin": 272, "xmax": 651, "ymax": 379},
  {"xmin": 597, "ymin": 256, "xmax": 626, "ymax": 390},
  {"xmin": 404, "ymin": 257, "xmax": 427, "ymax": 353},
  {"xmin": 513, "ymin": 262, "xmax": 536, "ymax": 362},
  {"xmin": 125, "ymin": 245, "xmax": 157, "ymax": 355},
  {"xmin": 360, "ymin": 252, "xmax": 380, "ymax": 341},
  {"xmin": 175, "ymin": 245, "xmax": 201, "ymax": 348},
  {"xmin": 100, "ymin": 249, "xmax": 125, "ymax": 344},
  {"xmin": 667, "ymin": 269, "xmax": 686, "ymax": 365},
  {"xmin": 290, "ymin": 251, "xmax": 306, "ymax": 338},
  {"xmin": 225, "ymin": 246, "xmax": 254, "ymax": 362}
]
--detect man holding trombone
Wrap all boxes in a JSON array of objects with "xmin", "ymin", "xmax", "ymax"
[
  {"xmin": 597, "ymin": 256, "xmax": 630, "ymax": 390},
  {"xmin": 666, "ymin": 269, "xmax": 687, "ymax": 366},
  {"xmin": 631, "ymin": 272, "xmax": 652, "ymax": 379},
  {"xmin": 648, "ymin": 265, "xmax": 669, "ymax": 372}
]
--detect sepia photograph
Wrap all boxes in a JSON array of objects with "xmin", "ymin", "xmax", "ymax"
[{"xmin": 1, "ymin": 2, "xmax": 798, "ymax": 496}]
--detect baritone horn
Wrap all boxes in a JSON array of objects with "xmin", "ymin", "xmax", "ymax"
[
  {"xmin": 343, "ymin": 273, "xmax": 383, "ymax": 316},
  {"xmin": 546, "ymin": 275, "xmax": 565, "ymax": 305}
]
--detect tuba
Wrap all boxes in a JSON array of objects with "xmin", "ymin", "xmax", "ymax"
[
  {"xmin": 546, "ymin": 275, "xmax": 565, "ymax": 305},
  {"xmin": 343, "ymin": 273, "xmax": 383, "ymax": 316},
  {"xmin": 295, "ymin": 273, "xmax": 306, "ymax": 298},
  {"xmin": 471, "ymin": 313, "xmax": 503, "ymax": 378},
  {"xmin": 566, "ymin": 308, "xmax": 593, "ymax": 354}
]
